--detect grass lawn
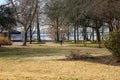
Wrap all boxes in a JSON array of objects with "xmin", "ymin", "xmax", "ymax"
[{"xmin": 0, "ymin": 45, "xmax": 120, "ymax": 80}]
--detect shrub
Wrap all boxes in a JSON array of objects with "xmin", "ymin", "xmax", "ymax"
[
  {"xmin": 65, "ymin": 49, "xmax": 94, "ymax": 60},
  {"xmin": 103, "ymin": 31, "xmax": 120, "ymax": 62},
  {"xmin": 0, "ymin": 36, "xmax": 12, "ymax": 45},
  {"xmin": 66, "ymin": 49, "xmax": 81, "ymax": 60}
]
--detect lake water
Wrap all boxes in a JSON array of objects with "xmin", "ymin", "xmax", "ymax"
[{"xmin": 11, "ymin": 32, "xmax": 109, "ymax": 41}]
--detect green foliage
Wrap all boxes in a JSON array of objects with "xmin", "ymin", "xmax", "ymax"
[
  {"xmin": 104, "ymin": 31, "xmax": 120, "ymax": 61},
  {"xmin": 0, "ymin": 36, "xmax": 12, "ymax": 45},
  {"xmin": 0, "ymin": 5, "xmax": 16, "ymax": 31}
]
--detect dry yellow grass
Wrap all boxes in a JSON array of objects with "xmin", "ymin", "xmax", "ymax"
[
  {"xmin": 0, "ymin": 45, "xmax": 120, "ymax": 80},
  {"xmin": 0, "ymin": 59, "xmax": 120, "ymax": 80}
]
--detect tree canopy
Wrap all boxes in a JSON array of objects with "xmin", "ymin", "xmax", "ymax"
[{"xmin": 0, "ymin": 5, "xmax": 16, "ymax": 32}]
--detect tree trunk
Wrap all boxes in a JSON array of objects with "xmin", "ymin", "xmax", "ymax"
[
  {"xmin": 101, "ymin": 26, "xmax": 104, "ymax": 40},
  {"xmin": 92, "ymin": 28, "xmax": 95, "ymax": 42},
  {"xmin": 82, "ymin": 26, "xmax": 87, "ymax": 46},
  {"xmin": 56, "ymin": 17, "xmax": 59, "ymax": 42},
  {"xmin": 77, "ymin": 26, "xmax": 79, "ymax": 41},
  {"xmin": 96, "ymin": 26, "xmax": 101, "ymax": 48},
  {"xmin": 30, "ymin": 24, "xmax": 32, "ymax": 44},
  {"xmin": 8, "ymin": 30, "xmax": 11, "ymax": 40},
  {"xmin": 117, "ymin": 20, "xmax": 120, "ymax": 30},
  {"xmin": 23, "ymin": 30, "xmax": 27, "ymax": 46},
  {"xmin": 108, "ymin": 20, "xmax": 113, "ymax": 32},
  {"xmin": 67, "ymin": 25, "xmax": 70, "ymax": 41},
  {"xmin": 74, "ymin": 26, "xmax": 77, "ymax": 43},
  {"xmin": 37, "ymin": 12, "xmax": 41, "ymax": 43}
]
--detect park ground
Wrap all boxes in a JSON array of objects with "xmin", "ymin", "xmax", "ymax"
[{"xmin": 0, "ymin": 42, "xmax": 120, "ymax": 80}]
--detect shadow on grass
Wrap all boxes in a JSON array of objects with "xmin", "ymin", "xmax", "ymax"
[{"xmin": 57, "ymin": 55, "xmax": 120, "ymax": 66}]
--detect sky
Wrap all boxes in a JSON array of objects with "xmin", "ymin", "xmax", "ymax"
[{"xmin": 0, "ymin": 0, "xmax": 6, "ymax": 5}]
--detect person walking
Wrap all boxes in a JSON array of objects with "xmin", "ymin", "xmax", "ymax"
[{"xmin": 60, "ymin": 39, "xmax": 63, "ymax": 46}]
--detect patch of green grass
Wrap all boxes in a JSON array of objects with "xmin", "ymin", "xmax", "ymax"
[
  {"xmin": 0, "ymin": 46, "xmax": 69, "ymax": 58},
  {"xmin": 31, "ymin": 42, "xmax": 45, "ymax": 44},
  {"xmin": 68, "ymin": 43, "xmax": 104, "ymax": 48}
]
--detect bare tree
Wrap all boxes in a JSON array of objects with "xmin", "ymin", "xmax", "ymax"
[{"xmin": 9, "ymin": 0, "xmax": 39, "ymax": 46}]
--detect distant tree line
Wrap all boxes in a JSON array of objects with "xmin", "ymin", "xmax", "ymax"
[
  {"xmin": 0, "ymin": 0, "xmax": 120, "ymax": 46},
  {"xmin": 0, "ymin": 4, "xmax": 16, "ymax": 36},
  {"xmin": 45, "ymin": 0, "xmax": 120, "ymax": 47}
]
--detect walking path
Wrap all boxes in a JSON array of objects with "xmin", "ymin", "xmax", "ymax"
[
  {"xmin": 12, "ymin": 42, "xmax": 65, "ymax": 46},
  {"xmin": 11, "ymin": 42, "xmax": 55, "ymax": 46},
  {"xmin": 12, "ymin": 42, "xmax": 23, "ymax": 46}
]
